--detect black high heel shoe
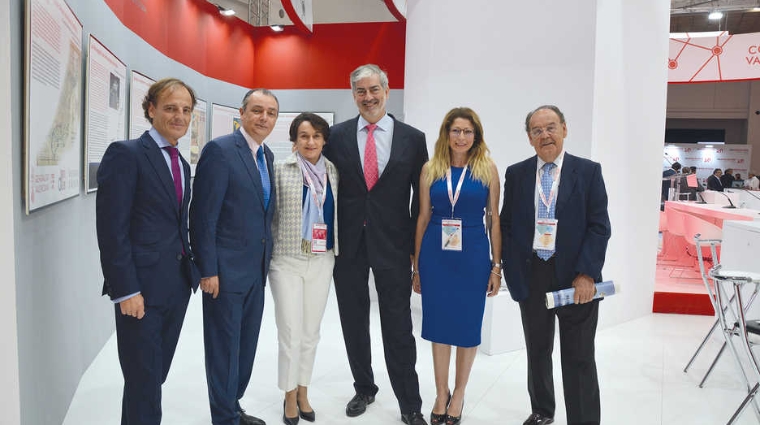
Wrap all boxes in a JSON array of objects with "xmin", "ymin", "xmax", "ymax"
[
  {"xmin": 283, "ymin": 400, "xmax": 300, "ymax": 425},
  {"xmin": 430, "ymin": 392, "xmax": 451, "ymax": 425},
  {"xmin": 297, "ymin": 399, "xmax": 315, "ymax": 422},
  {"xmin": 445, "ymin": 399, "xmax": 463, "ymax": 425}
]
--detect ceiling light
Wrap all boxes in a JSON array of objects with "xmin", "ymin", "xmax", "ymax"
[
  {"xmin": 270, "ymin": 25, "xmax": 284, "ymax": 32},
  {"xmin": 217, "ymin": 5, "xmax": 235, "ymax": 16},
  {"xmin": 753, "ymin": 7, "xmax": 760, "ymax": 12},
  {"xmin": 708, "ymin": 11, "xmax": 724, "ymax": 20}
]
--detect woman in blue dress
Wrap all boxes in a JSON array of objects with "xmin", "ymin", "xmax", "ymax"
[{"xmin": 412, "ymin": 107, "xmax": 502, "ymax": 425}]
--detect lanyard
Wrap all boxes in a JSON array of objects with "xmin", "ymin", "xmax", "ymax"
[
  {"xmin": 296, "ymin": 156, "xmax": 329, "ymax": 222},
  {"xmin": 536, "ymin": 164, "xmax": 560, "ymax": 210},
  {"xmin": 446, "ymin": 165, "xmax": 468, "ymax": 218}
]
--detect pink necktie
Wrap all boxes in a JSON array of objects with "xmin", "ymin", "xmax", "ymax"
[
  {"xmin": 163, "ymin": 146, "xmax": 182, "ymax": 208},
  {"xmin": 364, "ymin": 124, "xmax": 379, "ymax": 190}
]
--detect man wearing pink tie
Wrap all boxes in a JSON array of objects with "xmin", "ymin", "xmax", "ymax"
[{"xmin": 323, "ymin": 64, "xmax": 429, "ymax": 425}]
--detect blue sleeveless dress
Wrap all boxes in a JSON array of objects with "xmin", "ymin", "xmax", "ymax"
[{"xmin": 419, "ymin": 166, "xmax": 490, "ymax": 347}]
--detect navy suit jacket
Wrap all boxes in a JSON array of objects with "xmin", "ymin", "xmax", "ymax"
[
  {"xmin": 96, "ymin": 131, "xmax": 198, "ymax": 306},
  {"xmin": 323, "ymin": 115, "xmax": 428, "ymax": 268},
  {"xmin": 499, "ymin": 153, "xmax": 611, "ymax": 302},
  {"xmin": 190, "ymin": 129, "xmax": 276, "ymax": 292}
]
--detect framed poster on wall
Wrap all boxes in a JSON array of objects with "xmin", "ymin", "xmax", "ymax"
[
  {"xmin": 24, "ymin": 0, "xmax": 84, "ymax": 213},
  {"xmin": 179, "ymin": 98, "xmax": 207, "ymax": 176},
  {"xmin": 129, "ymin": 70, "xmax": 155, "ymax": 139},
  {"xmin": 84, "ymin": 35, "xmax": 127, "ymax": 192},
  {"xmin": 211, "ymin": 103, "xmax": 241, "ymax": 140}
]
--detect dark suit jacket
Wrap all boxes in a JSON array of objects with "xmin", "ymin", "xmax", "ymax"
[
  {"xmin": 720, "ymin": 173, "xmax": 735, "ymax": 189},
  {"xmin": 190, "ymin": 129, "xmax": 276, "ymax": 292},
  {"xmin": 499, "ymin": 153, "xmax": 611, "ymax": 302},
  {"xmin": 662, "ymin": 168, "xmax": 677, "ymax": 202},
  {"xmin": 707, "ymin": 174, "xmax": 723, "ymax": 191},
  {"xmin": 96, "ymin": 131, "xmax": 198, "ymax": 306},
  {"xmin": 323, "ymin": 115, "xmax": 428, "ymax": 269}
]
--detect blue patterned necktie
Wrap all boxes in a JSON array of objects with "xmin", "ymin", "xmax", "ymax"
[
  {"xmin": 256, "ymin": 146, "xmax": 271, "ymax": 209},
  {"xmin": 536, "ymin": 162, "xmax": 556, "ymax": 260}
]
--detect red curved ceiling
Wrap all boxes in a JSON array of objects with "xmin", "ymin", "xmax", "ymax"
[{"xmin": 103, "ymin": 0, "xmax": 406, "ymax": 89}]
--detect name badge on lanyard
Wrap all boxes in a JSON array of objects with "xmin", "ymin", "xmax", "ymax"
[
  {"xmin": 312, "ymin": 223, "xmax": 328, "ymax": 253},
  {"xmin": 297, "ymin": 156, "xmax": 329, "ymax": 254},
  {"xmin": 442, "ymin": 166, "xmax": 467, "ymax": 251},
  {"xmin": 533, "ymin": 165, "xmax": 559, "ymax": 251}
]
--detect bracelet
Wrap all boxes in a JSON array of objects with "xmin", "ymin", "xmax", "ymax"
[
  {"xmin": 492, "ymin": 262, "xmax": 502, "ymax": 269},
  {"xmin": 491, "ymin": 270, "xmax": 502, "ymax": 278},
  {"xmin": 411, "ymin": 270, "xmax": 419, "ymax": 277}
]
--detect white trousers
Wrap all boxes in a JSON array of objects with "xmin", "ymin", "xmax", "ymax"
[{"xmin": 268, "ymin": 250, "xmax": 335, "ymax": 392}]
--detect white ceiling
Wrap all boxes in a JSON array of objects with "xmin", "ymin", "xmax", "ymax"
[{"xmin": 209, "ymin": 0, "xmax": 760, "ymax": 35}]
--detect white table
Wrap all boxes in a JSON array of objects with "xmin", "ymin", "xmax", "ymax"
[{"xmin": 719, "ymin": 220, "xmax": 760, "ymax": 318}]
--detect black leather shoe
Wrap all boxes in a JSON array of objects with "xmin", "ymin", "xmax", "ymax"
[
  {"xmin": 239, "ymin": 408, "xmax": 267, "ymax": 425},
  {"xmin": 346, "ymin": 393, "xmax": 375, "ymax": 417},
  {"xmin": 283, "ymin": 400, "xmax": 300, "ymax": 425},
  {"xmin": 401, "ymin": 411, "xmax": 428, "ymax": 425},
  {"xmin": 297, "ymin": 400, "xmax": 315, "ymax": 422},
  {"xmin": 523, "ymin": 412, "xmax": 554, "ymax": 425}
]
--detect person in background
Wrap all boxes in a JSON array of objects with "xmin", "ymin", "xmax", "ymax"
[
  {"xmin": 500, "ymin": 105, "xmax": 611, "ymax": 425},
  {"xmin": 745, "ymin": 172, "xmax": 760, "ymax": 190},
  {"xmin": 191, "ymin": 88, "xmax": 279, "ymax": 425},
  {"xmin": 96, "ymin": 77, "xmax": 200, "ymax": 425},
  {"xmin": 323, "ymin": 64, "xmax": 429, "ymax": 425},
  {"xmin": 412, "ymin": 107, "xmax": 501, "ymax": 425},
  {"xmin": 269, "ymin": 113, "xmax": 339, "ymax": 425},
  {"xmin": 661, "ymin": 161, "xmax": 681, "ymax": 210},
  {"xmin": 720, "ymin": 168, "xmax": 735, "ymax": 189},
  {"xmin": 707, "ymin": 168, "xmax": 723, "ymax": 191}
]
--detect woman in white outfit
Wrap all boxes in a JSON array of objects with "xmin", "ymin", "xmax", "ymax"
[{"xmin": 270, "ymin": 112, "xmax": 338, "ymax": 425}]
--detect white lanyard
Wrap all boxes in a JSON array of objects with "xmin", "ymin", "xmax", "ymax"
[
  {"xmin": 296, "ymin": 156, "xmax": 329, "ymax": 222},
  {"xmin": 536, "ymin": 164, "xmax": 560, "ymax": 210},
  {"xmin": 446, "ymin": 165, "xmax": 468, "ymax": 218}
]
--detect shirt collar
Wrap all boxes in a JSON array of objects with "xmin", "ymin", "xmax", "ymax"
[
  {"xmin": 240, "ymin": 126, "xmax": 264, "ymax": 153},
  {"xmin": 149, "ymin": 127, "xmax": 173, "ymax": 149},
  {"xmin": 537, "ymin": 150, "xmax": 565, "ymax": 172},
  {"xmin": 358, "ymin": 113, "xmax": 392, "ymax": 132}
]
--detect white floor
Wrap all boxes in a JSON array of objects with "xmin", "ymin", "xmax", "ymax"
[{"xmin": 63, "ymin": 288, "xmax": 760, "ymax": 425}]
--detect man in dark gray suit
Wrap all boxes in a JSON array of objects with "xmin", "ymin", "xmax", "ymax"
[{"xmin": 323, "ymin": 64, "xmax": 429, "ymax": 425}]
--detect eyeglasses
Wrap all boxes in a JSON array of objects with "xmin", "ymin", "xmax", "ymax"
[
  {"xmin": 530, "ymin": 125, "xmax": 560, "ymax": 138},
  {"xmin": 450, "ymin": 128, "xmax": 475, "ymax": 138}
]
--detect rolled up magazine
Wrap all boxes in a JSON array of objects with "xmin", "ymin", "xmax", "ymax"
[{"xmin": 545, "ymin": 280, "xmax": 619, "ymax": 309}]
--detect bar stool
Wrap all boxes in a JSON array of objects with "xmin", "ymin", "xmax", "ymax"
[{"xmin": 709, "ymin": 265, "xmax": 760, "ymax": 424}]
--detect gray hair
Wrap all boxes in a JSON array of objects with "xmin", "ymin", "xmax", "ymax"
[
  {"xmin": 524, "ymin": 105, "xmax": 566, "ymax": 133},
  {"xmin": 241, "ymin": 88, "xmax": 280, "ymax": 111},
  {"xmin": 350, "ymin": 64, "xmax": 389, "ymax": 91}
]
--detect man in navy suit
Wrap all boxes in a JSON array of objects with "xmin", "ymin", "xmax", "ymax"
[
  {"xmin": 96, "ymin": 77, "xmax": 200, "ymax": 425},
  {"xmin": 190, "ymin": 89, "xmax": 278, "ymax": 425},
  {"xmin": 323, "ymin": 64, "xmax": 429, "ymax": 425},
  {"xmin": 499, "ymin": 105, "xmax": 611, "ymax": 425}
]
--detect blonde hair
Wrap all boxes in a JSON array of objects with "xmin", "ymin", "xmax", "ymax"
[{"xmin": 424, "ymin": 107, "xmax": 492, "ymax": 187}]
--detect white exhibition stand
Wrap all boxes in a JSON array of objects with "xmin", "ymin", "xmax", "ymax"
[{"xmin": 479, "ymin": 290, "xmax": 525, "ymax": 355}]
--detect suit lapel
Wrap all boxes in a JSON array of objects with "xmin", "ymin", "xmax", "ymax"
[
  {"xmin": 343, "ymin": 117, "xmax": 366, "ymax": 188},
  {"xmin": 556, "ymin": 154, "xmax": 578, "ymax": 215},
  {"xmin": 380, "ymin": 116, "xmax": 409, "ymax": 181},
  {"xmin": 141, "ymin": 132, "xmax": 179, "ymax": 215},
  {"xmin": 234, "ymin": 130, "xmax": 265, "ymax": 208},
  {"xmin": 522, "ymin": 157, "xmax": 538, "ymax": 219},
  {"xmin": 180, "ymin": 154, "xmax": 191, "ymax": 216}
]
